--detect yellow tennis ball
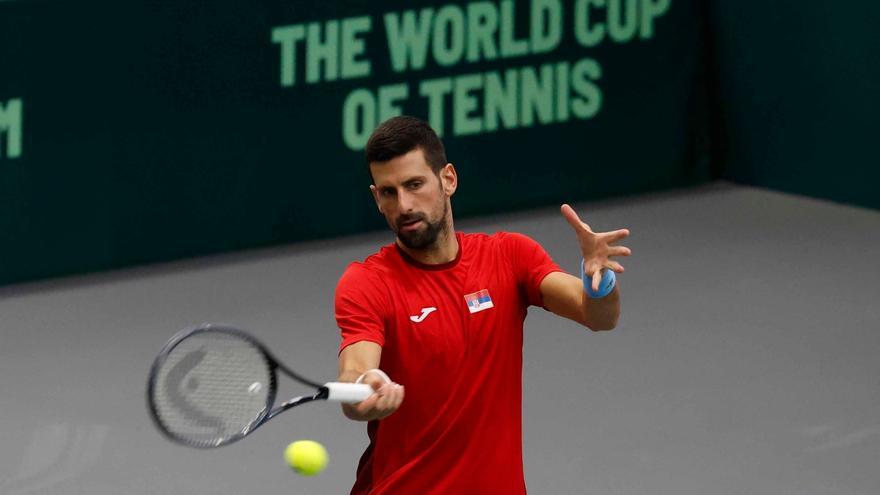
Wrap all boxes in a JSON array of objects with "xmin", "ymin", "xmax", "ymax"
[{"xmin": 284, "ymin": 440, "xmax": 328, "ymax": 476}]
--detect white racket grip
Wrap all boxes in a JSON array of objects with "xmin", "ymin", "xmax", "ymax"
[{"xmin": 324, "ymin": 382, "xmax": 374, "ymax": 403}]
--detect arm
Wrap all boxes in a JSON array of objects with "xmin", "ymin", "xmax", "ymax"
[
  {"xmin": 337, "ymin": 341, "xmax": 404, "ymax": 421},
  {"xmin": 540, "ymin": 271, "xmax": 620, "ymax": 331},
  {"xmin": 541, "ymin": 203, "xmax": 630, "ymax": 331}
]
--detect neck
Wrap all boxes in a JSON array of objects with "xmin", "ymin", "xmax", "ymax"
[{"xmin": 396, "ymin": 219, "xmax": 458, "ymax": 265}]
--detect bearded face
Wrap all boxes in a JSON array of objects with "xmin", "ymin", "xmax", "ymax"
[
  {"xmin": 369, "ymin": 149, "xmax": 454, "ymax": 252},
  {"xmin": 391, "ymin": 199, "xmax": 449, "ymax": 250}
]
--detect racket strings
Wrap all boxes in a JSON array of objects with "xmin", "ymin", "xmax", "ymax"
[{"xmin": 151, "ymin": 332, "xmax": 273, "ymax": 447}]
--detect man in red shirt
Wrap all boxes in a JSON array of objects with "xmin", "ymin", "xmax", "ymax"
[{"xmin": 335, "ymin": 116, "xmax": 631, "ymax": 494}]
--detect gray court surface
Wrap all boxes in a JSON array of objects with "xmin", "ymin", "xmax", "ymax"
[{"xmin": 1, "ymin": 182, "xmax": 878, "ymax": 495}]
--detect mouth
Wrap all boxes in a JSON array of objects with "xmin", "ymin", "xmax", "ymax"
[{"xmin": 399, "ymin": 219, "xmax": 424, "ymax": 232}]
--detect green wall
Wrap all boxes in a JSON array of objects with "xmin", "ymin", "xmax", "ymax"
[
  {"xmin": 1, "ymin": 0, "xmax": 709, "ymax": 286},
  {"xmin": 708, "ymin": 1, "xmax": 880, "ymax": 209}
]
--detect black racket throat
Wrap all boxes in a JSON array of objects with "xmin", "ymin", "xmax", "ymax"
[
  {"xmin": 273, "ymin": 359, "xmax": 324, "ymax": 390},
  {"xmin": 266, "ymin": 388, "xmax": 330, "ymax": 421}
]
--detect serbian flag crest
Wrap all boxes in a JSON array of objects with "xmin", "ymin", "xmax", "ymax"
[{"xmin": 464, "ymin": 289, "xmax": 494, "ymax": 314}]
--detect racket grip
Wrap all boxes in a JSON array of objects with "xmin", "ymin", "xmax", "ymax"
[{"xmin": 324, "ymin": 382, "xmax": 374, "ymax": 403}]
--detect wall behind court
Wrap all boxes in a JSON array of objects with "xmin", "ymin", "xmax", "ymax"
[
  {"xmin": 708, "ymin": 1, "xmax": 879, "ymax": 210},
  {"xmin": 0, "ymin": 0, "xmax": 710, "ymax": 286}
]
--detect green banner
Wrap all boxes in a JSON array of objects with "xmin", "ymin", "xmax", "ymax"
[
  {"xmin": 709, "ymin": 0, "xmax": 880, "ymax": 210},
  {"xmin": 0, "ymin": 0, "xmax": 709, "ymax": 286}
]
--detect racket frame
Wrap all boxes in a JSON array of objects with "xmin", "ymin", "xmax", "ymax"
[{"xmin": 146, "ymin": 323, "xmax": 333, "ymax": 448}]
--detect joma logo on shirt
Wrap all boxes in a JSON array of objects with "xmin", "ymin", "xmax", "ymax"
[{"xmin": 410, "ymin": 307, "xmax": 437, "ymax": 323}]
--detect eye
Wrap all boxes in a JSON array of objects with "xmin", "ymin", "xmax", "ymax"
[
  {"xmin": 406, "ymin": 181, "xmax": 423, "ymax": 190},
  {"xmin": 379, "ymin": 188, "xmax": 395, "ymax": 197}
]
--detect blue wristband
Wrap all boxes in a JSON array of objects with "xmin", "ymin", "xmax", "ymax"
[{"xmin": 580, "ymin": 260, "xmax": 616, "ymax": 299}]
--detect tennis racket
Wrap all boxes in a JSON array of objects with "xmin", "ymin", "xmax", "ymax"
[{"xmin": 146, "ymin": 323, "xmax": 373, "ymax": 448}]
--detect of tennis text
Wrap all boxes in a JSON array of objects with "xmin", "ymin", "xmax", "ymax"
[{"xmin": 271, "ymin": 0, "xmax": 671, "ymax": 150}]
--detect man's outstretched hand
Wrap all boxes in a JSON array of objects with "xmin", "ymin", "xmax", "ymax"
[{"xmin": 561, "ymin": 204, "xmax": 631, "ymax": 291}]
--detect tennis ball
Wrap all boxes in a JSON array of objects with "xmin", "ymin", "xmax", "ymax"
[{"xmin": 284, "ymin": 440, "xmax": 328, "ymax": 476}]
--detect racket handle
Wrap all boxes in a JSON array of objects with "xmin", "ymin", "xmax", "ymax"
[{"xmin": 324, "ymin": 382, "xmax": 374, "ymax": 403}]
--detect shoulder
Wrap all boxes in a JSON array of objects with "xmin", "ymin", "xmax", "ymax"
[
  {"xmin": 493, "ymin": 231, "xmax": 539, "ymax": 245},
  {"xmin": 471, "ymin": 231, "xmax": 542, "ymax": 252},
  {"xmin": 337, "ymin": 244, "xmax": 396, "ymax": 291},
  {"xmin": 459, "ymin": 232, "xmax": 546, "ymax": 266},
  {"xmin": 335, "ymin": 258, "xmax": 394, "ymax": 314},
  {"xmin": 459, "ymin": 231, "xmax": 534, "ymax": 246},
  {"xmin": 337, "ymin": 262, "xmax": 376, "ymax": 287}
]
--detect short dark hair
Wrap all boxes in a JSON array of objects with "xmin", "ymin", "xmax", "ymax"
[{"xmin": 365, "ymin": 116, "xmax": 447, "ymax": 178}]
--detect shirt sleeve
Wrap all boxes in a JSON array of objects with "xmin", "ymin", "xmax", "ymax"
[
  {"xmin": 335, "ymin": 263, "xmax": 390, "ymax": 353},
  {"xmin": 500, "ymin": 232, "xmax": 563, "ymax": 308}
]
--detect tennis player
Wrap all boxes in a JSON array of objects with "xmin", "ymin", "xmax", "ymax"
[{"xmin": 335, "ymin": 116, "xmax": 630, "ymax": 494}]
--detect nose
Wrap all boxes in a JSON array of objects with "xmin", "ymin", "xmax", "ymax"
[{"xmin": 397, "ymin": 189, "xmax": 416, "ymax": 214}]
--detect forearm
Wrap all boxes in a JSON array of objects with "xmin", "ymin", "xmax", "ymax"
[
  {"xmin": 337, "ymin": 368, "xmax": 366, "ymax": 384},
  {"xmin": 336, "ymin": 369, "xmax": 369, "ymax": 421},
  {"xmin": 338, "ymin": 341, "xmax": 382, "ymax": 421},
  {"xmin": 581, "ymin": 285, "xmax": 620, "ymax": 331},
  {"xmin": 540, "ymin": 272, "xmax": 620, "ymax": 331}
]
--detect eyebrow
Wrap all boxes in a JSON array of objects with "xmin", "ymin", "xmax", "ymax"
[{"xmin": 376, "ymin": 175, "xmax": 427, "ymax": 189}]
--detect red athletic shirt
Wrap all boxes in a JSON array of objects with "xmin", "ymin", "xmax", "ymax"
[{"xmin": 335, "ymin": 231, "xmax": 562, "ymax": 495}]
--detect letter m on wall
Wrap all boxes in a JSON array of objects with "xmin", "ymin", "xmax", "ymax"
[{"xmin": 0, "ymin": 98, "xmax": 23, "ymax": 159}]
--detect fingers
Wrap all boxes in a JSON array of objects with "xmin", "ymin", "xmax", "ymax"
[
  {"xmin": 603, "ymin": 229, "xmax": 630, "ymax": 243},
  {"xmin": 608, "ymin": 246, "xmax": 631, "ymax": 257},
  {"xmin": 586, "ymin": 259, "xmax": 624, "ymax": 284},
  {"xmin": 359, "ymin": 371, "xmax": 389, "ymax": 391},
  {"xmin": 560, "ymin": 204, "xmax": 591, "ymax": 232},
  {"xmin": 599, "ymin": 230, "xmax": 631, "ymax": 261},
  {"xmin": 563, "ymin": 203, "xmax": 632, "ymax": 275},
  {"xmin": 355, "ymin": 382, "xmax": 404, "ymax": 420},
  {"xmin": 591, "ymin": 269, "xmax": 603, "ymax": 292},
  {"xmin": 606, "ymin": 260, "xmax": 625, "ymax": 273},
  {"xmin": 592, "ymin": 259, "xmax": 624, "ymax": 272},
  {"xmin": 562, "ymin": 204, "xmax": 631, "ymax": 245},
  {"xmin": 352, "ymin": 394, "xmax": 379, "ymax": 415},
  {"xmin": 373, "ymin": 383, "xmax": 405, "ymax": 414}
]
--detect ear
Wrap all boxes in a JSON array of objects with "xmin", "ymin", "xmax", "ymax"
[
  {"xmin": 440, "ymin": 163, "xmax": 458, "ymax": 197},
  {"xmin": 369, "ymin": 185, "xmax": 383, "ymax": 213}
]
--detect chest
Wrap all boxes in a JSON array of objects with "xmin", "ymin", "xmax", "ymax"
[{"xmin": 381, "ymin": 256, "xmax": 528, "ymax": 370}]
